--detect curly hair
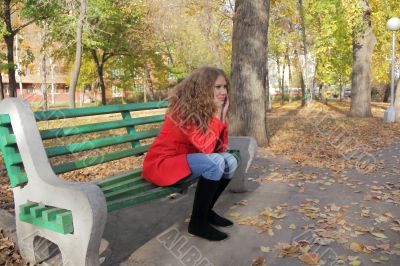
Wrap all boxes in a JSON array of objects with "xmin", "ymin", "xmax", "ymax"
[{"xmin": 167, "ymin": 67, "xmax": 230, "ymax": 133}]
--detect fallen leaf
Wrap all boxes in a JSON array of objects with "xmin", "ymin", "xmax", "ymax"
[
  {"xmin": 371, "ymin": 232, "xmax": 387, "ymax": 239},
  {"xmin": 349, "ymin": 242, "xmax": 363, "ymax": 253},
  {"xmin": 229, "ymin": 212, "xmax": 241, "ymax": 218},
  {"xmin": 250, "ymin": 256, "xmax": 266, "ymax": 266},
  {"xmin": 349, "ymin": 260, "xmax": 361, "ymax": 266},
  {"xmin": 260, "ymin": 246, "xmax": 270, "ymax": 253},
  {"xmin": 298, "ymin": 253, "xmax": 320, "ymax": 265}
]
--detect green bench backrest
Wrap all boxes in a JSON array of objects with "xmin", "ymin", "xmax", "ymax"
[
  {"xmin": 0, "ymin": 101, "xmax": 168, "ymax": 187},
  {"xmin": 0, "ymin": 115, "xmax": 28, "ymax": 187}
]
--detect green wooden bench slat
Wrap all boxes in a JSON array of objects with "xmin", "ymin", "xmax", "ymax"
[
  {"xmin": 20, "ymin": 202, "xmax": 39, "ymax": 214},
  {"xmin": 40, "ymin": 115, "xmax": 165, "ymax": 140},
  {"xmin": 104, "ymin": 182, "xmax": 156, "ymax": 201},
  {"xmin": 52, "ymin": 145, "xmax": 150, "ymax": 174},
  {"xmin": 106, "ymin": 187, "xmax": 179, "ymax": 212},
  {"xmin": 34, "ymin": 101, "xmax": 168, "ymax": 121},
  {"xmin": 0, "ymin": 134, "xmax": 16, "ymax": 146},
  {"xmin": 97, "ymin": 169, "xmax": 142, "ymax": 188},
  {"xmin": 0, "ymin": 114, "xmax": 11, "ymax": 125},
  {"xmin": 43, "ymin": 208, "xmax": 65, "ymax": 222},
  {"xmin": 121, "ymin": 111, "xmax": 141, "ymax": 148},
  {"xmin": 45, "ymin": 130, "xmax": 159, "ymax": 158},
  {"xmin": 19, "ymin": 202, "xmax": 74, "ymax": 234},
  {"xmin": 30, "ymin": 205, "xmax": 47, "ymax": 218},
  {"xmin": 100, "ymin": 175, "xmax": 145, "ymax": 193},
  {"xmin": 5, "ymin": 153, "xmax": 22, "ymax": 165},
  {"xmin": 0, "ymin": 128, "xmax": 27, "ymax": 187}
]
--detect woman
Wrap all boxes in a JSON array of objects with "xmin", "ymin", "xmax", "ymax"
[{"xmin": 142, "ymin": 67, "xmax": 238, "ymax": 241}]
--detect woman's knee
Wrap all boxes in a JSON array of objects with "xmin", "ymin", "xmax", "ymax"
[
  {"xmin": 202, "ymin": 153, "xmax": 225, "ymax": 181},
  {"xmin": 222, "ymin": 153, "xmax": 238, "ymax": 179}
]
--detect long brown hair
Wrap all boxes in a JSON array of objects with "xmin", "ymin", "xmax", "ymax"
[{"xmin": 168, "ymin": 67, "xmax": 230, "ymax": 133}]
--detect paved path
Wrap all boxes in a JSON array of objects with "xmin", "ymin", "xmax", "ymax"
[
  {"xmin": 117, "ymin": 142, "xmax": 400, "ymax": 266},
  {"xmin": 2, "ymin": 141, "xmax": 400, "ymax": 266}
]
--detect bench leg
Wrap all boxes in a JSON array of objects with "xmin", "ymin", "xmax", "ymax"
[
  {"xmin": 17, "ymin": 229, "xmax": 38, "ymax": 264},
  {"xmin": 16, "ymin": 213, "xmax": 106, "ymax": 266},
  {"xmin": 228, "ymin": 136, "xmax": 258, "ymax": 192}
]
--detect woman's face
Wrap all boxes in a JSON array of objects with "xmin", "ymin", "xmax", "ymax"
[{"xmin": 213, "ymin": 75, "xmax": 228, "ymax": 108}]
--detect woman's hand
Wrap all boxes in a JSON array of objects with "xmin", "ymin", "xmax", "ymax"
[{"xmin": 221, "ymin": 97, "xmax": 229, "ymax": 122}]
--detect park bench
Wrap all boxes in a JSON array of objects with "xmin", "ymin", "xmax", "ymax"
[{"xmin": 0, "ymin": 98, "xmax": 257, "ymax": 266}]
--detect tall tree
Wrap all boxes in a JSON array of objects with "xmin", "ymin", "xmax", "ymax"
[
  {"xmin": 69, "ymin": 0, "xmax": 87, "ymax": 108},
  {"xmin": 298, "ymin": 0, "xmax": 310, "ymax": 101},
  {"xmin": 230, "ymin": 0, "xmax": 269, "ymax": 146},
  {"xmin": 348, "ymin": 0, "xmax": 376, "ymax": 117},
  {"xmin": 1, "ymin": 0, "xmax": 59, "ymax": 97},
  {"xmin": 85, "ymin": 0, "xmax": 149, "ymax": 105}
]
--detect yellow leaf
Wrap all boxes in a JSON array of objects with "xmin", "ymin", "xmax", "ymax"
[
  {"xmin": 363, "ymin": 195, "xmax": 373, "ymax": 201},
  {"xmin": 298, "ymin": 253, "xmax": 320, "ymax": 265},
  {"xmin": 349, "ymin": 242, "xmax": 363, "ymax": 252},
  {"xmin": 229, "ymin": 212, "xmax": 241, "ymax": 218},
  {"xmin": 371, "ymin": 232, "xmax": 387, "ymax": 239},
  {"xmin": 275, "ymin": 224, "xmax": 282, "ymax": 230},
  {"xmin": 349, "ymin": 260, "xmax": 361, "ymax": 266},
  {"xmin": 260, "ymin": 246, "xmax": 270, "ymax": 253},
  {"xmin": 289, "ymin": 224, "xmax": 297, "ymax": 230}
]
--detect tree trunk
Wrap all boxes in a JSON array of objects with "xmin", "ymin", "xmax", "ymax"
[
  {"xmin": 0, "ymin": 72, "xmax": 4, "ymax": 100},
  {"xmin": 97, "ymin": 65, "xmax": 106, "ymax": 105},
  {"xmin": 40, "ymin": 25, "xmax": 48, "ymax": 111},
  {"xmin": 281, "ymin": 60, "xmax": 285, "ymax": 105},
  {"xmin": 265, "ymin": 63, "xmax": 272, "ymax": 112},
  {"xmin": 15, "ymin": 34, "xmax": 23, "ymax": 97},
  {"xmin": 298, "ymin": 0, "xmax": 309, "ymax": 101},
  {"xmin": 3, "ymin": 0, "xmax": 17, "ymax": 97},
  {"xmin": 294, "ymin": 50, "xmax": 306, "ymax": 107},
  {"xmin": 276, "ymin": 58, "xmax": 281, "ymax": 101},
  {"xmin": 300, "ymin": 69, "xmax": 306, "ymax": 107},
  {"xmin": 91, "ymin": 50, "xmax": 107, "ymax": 105},
  {"xmin": 395, "ymin": 78, "xmax": 400, "ymax": 120},
  {"xmin": 383, "ymin": 83, "xmax": 390, "ymax": 103},
  {"xmin": 348, "ymin": 0, "xmax": 376, "ymax": 117},
  {"xmin": 230, "ymin": 0, "xmax": 269, "ymax": 146},
  {"xmin": 265, "ymin": 3, "xmax": 271, "ymax": 113},
  {"xmin": 69, "ymin": 0, "xmax": 87, "ymax": 108},
  {"xmin": 339, "ymin": 77, "xmax": 343, "ymax": 102},
  {"xmin": 287, "ymin": 52, "xmax": 292, "ymax": 103},
  {"xmin": 4, "ymin": 36, "xmax": 17, "ymax": 97}
]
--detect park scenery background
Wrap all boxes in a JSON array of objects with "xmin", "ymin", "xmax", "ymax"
[{"xmin": 1, "ymin": 0, "xmax": 400, "ymax": 265}]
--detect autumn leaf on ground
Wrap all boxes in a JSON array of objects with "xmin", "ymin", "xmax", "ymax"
[
  {"xmin": 349, "ymin": 242, "xmax": 369, "ymax": 253},
  {"xmin": 274, "ymin": 242, "xmax": 301, "ymax": 257},
  {"xmin": 298, "ymin": 252, "xmax": 320, "ymax": 265},
  {"xmin": 260, "ymin": 246, "xmax": 270, "ymax": 253},
  {"xmin": 370, "ymin": 232, "xmax": 387, "ymax": 239},
  {"xmin": 250, "ymin": 256, "xmax": 266, "ymax": 266}
]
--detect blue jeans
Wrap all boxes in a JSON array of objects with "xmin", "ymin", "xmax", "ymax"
[{"xmin": 176, "ymin": 152, "xmax": 238, "ymax": 184}]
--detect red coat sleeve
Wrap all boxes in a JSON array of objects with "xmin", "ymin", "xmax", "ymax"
[
  {"xmin": 215, "ymin": 125, "xmax": 228, "ymax": 153},
  {"xmin": 183, "ymin": 118, "xmax": 228, "ymax": 154}
]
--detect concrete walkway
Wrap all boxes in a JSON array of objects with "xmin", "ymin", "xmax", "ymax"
[
  {"xmin": 115, "ymin": 143, "xmax": 400, "ymax": 266},
  {"xmin": 2, "ymin": 142, "xmax": 400, "ymax": 266}
]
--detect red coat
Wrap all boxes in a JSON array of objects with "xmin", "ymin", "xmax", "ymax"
[{"xmin": 142, "ymin": 114, "xmax": 228, "ymax": 186}]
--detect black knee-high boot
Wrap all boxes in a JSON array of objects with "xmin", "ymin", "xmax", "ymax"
[
  {"xmin": 188, "ymin": 177, "xmax": 228, "ymax": 241},
  {"xmin": 208, "ymin": 178, "xmax": 234, "ymax": 227}
]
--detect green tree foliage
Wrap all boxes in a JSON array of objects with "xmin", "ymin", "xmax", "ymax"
[
  {"xmin": 148, "ymin": 0, "xmax": 233, "ymax": 79},
  {"xmin": 308, "ymin": 0, "xmax": 352, "ymax": 99},
  {"xmin": 0, "ymin": 0, "xmax": 61, "ymax": 97}
]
